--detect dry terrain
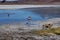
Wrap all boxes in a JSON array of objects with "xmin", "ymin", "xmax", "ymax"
[{"xmin": 0, "ymin": 0, "xmax": 60, "ymax": 5}]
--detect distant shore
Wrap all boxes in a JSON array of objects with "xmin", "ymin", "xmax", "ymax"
[{"xmin": 0, "ymin": 1, "xmax": 60, "ymax": 5}]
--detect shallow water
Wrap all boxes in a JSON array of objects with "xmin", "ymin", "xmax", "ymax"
[{"xmin": 0, "ymin": 9, "xmax": 46, "ymax": 24}]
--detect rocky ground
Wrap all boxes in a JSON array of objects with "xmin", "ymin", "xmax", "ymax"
[
  {"xmin": 0, "ymin": 28, "xmax": 60, "ymax": 40},
  {"xmin": 0, "ymin": 29, "xmax": 37, "ymax": 40},
  {"xmin": 0, "ymin": 20, "xmax": 60, "ymax": 40}
]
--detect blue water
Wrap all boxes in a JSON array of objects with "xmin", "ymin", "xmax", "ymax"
[{"xmin": 0, "ymin": 9, "xmax": 46, "ymax": 24}]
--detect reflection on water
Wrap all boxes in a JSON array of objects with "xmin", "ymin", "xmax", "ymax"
[
  {"xmin": 0, "ymin": 9, "xmax": 45, "ymax": 24},
  {"xmin": 0, "ymin": 7, "xmax": 60, "ymax": 24}
]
